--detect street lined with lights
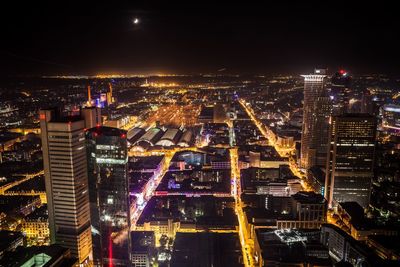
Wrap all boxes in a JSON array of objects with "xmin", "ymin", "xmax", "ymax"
[
  {"xmin": 238, "ymin": 99, "xmax": 312, "ymax": 191},
  {"xmin": 230, "ymin": 147, "xmax": 254, "ymax": 267}
]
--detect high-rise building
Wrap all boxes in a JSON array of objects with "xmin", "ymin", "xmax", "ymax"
[
  {"xmin": 330, "ymin": 70, "xmax": 351, "ymax": 115},
  {"xmin": 325, "ymin": 114, "xmax": 376, "ymax": 208},
  {"xmin": 40, "ymin": 108, "xmax": 94, "ymax": 264},
  {"xmin": 360, "ymin": 89, "xmax": 374, "ymax": 115},
  {"xmin": 86, "ymin": 126, "xmax": 130, "ymax": 266},
  {"xmin": 300, "ymin": 69, "xmax": 332, "ymax": 170},
  {"xmin": 381, "ymin": 104, "xmax": 400, "ymax": 136},
  {"xmin": 81, "ymin": 107, "xmax": 102, "ymax": 129}
]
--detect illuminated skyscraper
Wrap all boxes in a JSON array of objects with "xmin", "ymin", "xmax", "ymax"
[
  {"xmin": 86, "ymin": 126, "xmax": 130, "ymax": 266},
  {"xmin": 381, "ymin": 104, "xmax": 400, "ymax": 136},
  {"xmin": 330, "ymin": 70, "xmax": 351, "ymax": 115},
  {"xmin": 40, "ymin": 108, "xmax": 93, "ymax": 264},
  {"xmin": 325, "ymin": 114, "xmax": 376, "ymax": 208},
  {"xmin": 300, "ymin": 69, "xmax": 332, "ymax": 169}
]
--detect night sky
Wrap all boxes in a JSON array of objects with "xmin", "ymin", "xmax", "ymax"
[{"xmin": 1, "ymin": 2, "xmax": 399, "ymax": 76}]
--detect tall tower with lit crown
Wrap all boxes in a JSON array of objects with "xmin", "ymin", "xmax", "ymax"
[{"xmin": 300, "ymin": 69, "xmax": 331, "ymax": 170}]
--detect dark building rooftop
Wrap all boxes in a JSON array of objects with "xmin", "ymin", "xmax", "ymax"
[
  {"xmin": 50, "ymin": 115, "xmax": 82, "ymax": 123},
  {"xmin": 0, "ymin": 244, "xmax": 76, "ymax": 267},
  {"xmin": 0, "ymin": 131, "xmax": 23, "ymax": 144},
  {"xmin": 129, "ymin": 156, "xmax": 164, "ymax": 172},
  {"xmin": 339, "ymin": 202, "xmax": 364, "ymax": 218},
  {"xmin": 0, "ymin": 230, "xmax": 23, "ymax": 254},
  {"xmin": 256, "ymin": 228, "xmax": 331, "ymax": 266},
  {"xmin": 239, "ymin": 145, "xmax": 287, "ymax": 161},
  {"xmin": 25, "ymin": 204, "xmax": 48, "ymax": 221},
  {"xmin": 5, "ymin": 175, "xmax": 45, "ymax": 193},
  {"xmin": 170, "ymin": 148, "xmax": 230, "ymax": 168},
  {"xmin": 292, "ymin": 191, "xmax": 326, "ymax": 204},
  {"xmin": 156, "ymin": 169, "xmax": 231, "ymax": 195},
  {"xmin": 0, "ymin": 195, "xmax": 41, "ymax": 214},
  {"xmin": 86, "ymin": 125, "xmax": 127, "ymax": 136},
  {"xmin": 308, "ymin": 166, "xmax": 325, "ymax": 184},
  {"xmin": 240, "ymin": 167, "xmax": 292, "ymax": 194},
  {"xmin": 170, "ymin": 232, "xmax": 243, "ymax": 267},
  {"xmin": 137, "ymin": 196, "xmax": 238, "ymax": 230},
  {"xmin": 198, "ymin": 107, "xmax": 214, "ymax": 120},
  {"xmin": 337, "ymin": 201, "xmax": 374, "ymax": 231},
  {"xmin": 131, "ymin": 231, "xmax": 155, "ymax": 254}
]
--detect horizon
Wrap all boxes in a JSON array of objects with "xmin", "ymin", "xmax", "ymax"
[{"xmin": 1, "ymin": 2, "xmax": 400, "ymax": 76}]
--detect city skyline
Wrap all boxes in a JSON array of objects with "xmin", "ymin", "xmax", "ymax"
[
  {"xmin": 0, "ymin": 67, "xmax": 399, "ymax": 266},
  {"xmin": 1, "ymin": 3, "xmax": 400, "ymax": 267}
]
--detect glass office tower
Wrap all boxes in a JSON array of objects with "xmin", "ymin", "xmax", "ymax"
[
  {"xmin": 86, "ymin": 126, "xmax": 130, "ymax": 266},
  {"xmin": 325, "ymin": 114, "xmax": 376, "ymax": 208}
]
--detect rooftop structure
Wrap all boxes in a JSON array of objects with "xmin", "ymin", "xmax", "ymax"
[
  {"xmin": 127, "ymin": 127, "xmax": 146, "ymax": 143},
  {"xmin": 131, "ymin": 231, "xmax": 155, "ymax": 267},
  {"xmin": 129, "ymin": 155, "xmax": 165, "ymax": 172},
  {"xmin": 136, "ymin": 196, "xmax": 237, "ymax": 232},
  {"xmin": 177, "ymin": 130, "xmax": 193, "ymax": 147},
  {"xmin": 0, "ymin": 195, "xmax": 41, "ymax": 216},
  {"xmin": 240, "ymin": 167, "xmax": 300, "ymax": 196},
  {"xmin": 170, "ymin": 233, "xmax": 243, "ymax": 267},
  {"xmin": 0, "ymin": 244, "xmax": 77, "ymax": 266},
  {"xmin": 156, "ymin": 128, "xmax": 183, "ymax": 147},
  {"xmin": 238, "ymin": 145, "xmax": 288, "ymax": 168},
  {"xmin": 134, "ymin": 127, "xmax": 164, "ymax": 151},
  {"xmin": 254, "ymin": 228, "xmax": 331, "ymax": 266},
  {"xmin": 156, "ymin": 169, "xmax": 231, "ymax": 196},
  {"xmin": 242, "ymin": 192, "xmax": 326, "ymax": 231},
  {"xmin": 170, "ymin": 148, "xmax": 230, "ymax": 170}
]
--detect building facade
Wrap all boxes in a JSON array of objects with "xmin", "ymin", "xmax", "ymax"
[
  {"xmin": 86, "ymin": 126, "xmax": 130, "ymax": 266},
  {"xmin": 300, "ymin": 69, "xmax": 332, "ymax": 170},
  {"xmin": 325, "ymin": 114, "xmax": 376, "ymax": 208},
  {"xmin": 381, "ymin": 104, "xmax": 400, "ymax": 136},
  {"xmin": 22, "ymin": 205, "xmax": 49, "ymax": 244},
  {"xmin": 40, "ymin": 108, "xmax": 93, "ymax": 264},
  {"xmin": 330, "ymin": 70, "xmax": 351, "ymax": 115}
]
